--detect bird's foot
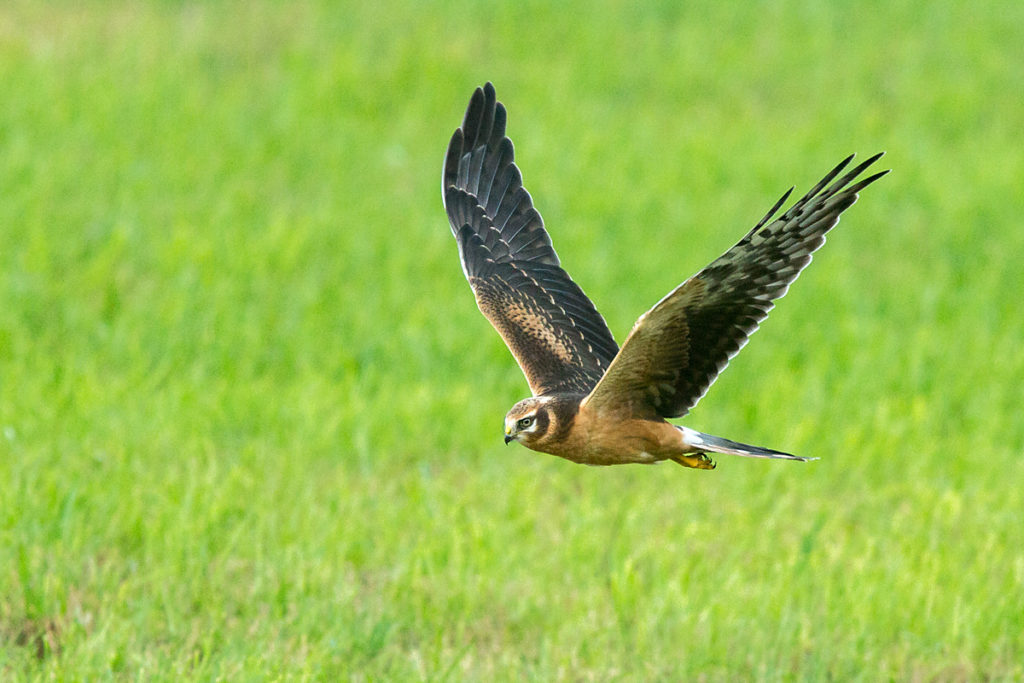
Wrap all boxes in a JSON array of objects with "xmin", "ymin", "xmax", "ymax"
[{"xmin": 671, "ymin": 453, "xmax": 717, "ymax": 470}]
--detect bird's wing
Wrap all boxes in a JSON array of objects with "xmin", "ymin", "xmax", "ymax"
[
  {"xmin": 443, "ymin": 83, "xmax": 619, "ymax": 396},
  {"xmin": 583, "ymin": 153, "xmax": 889, "ymax": 419}
]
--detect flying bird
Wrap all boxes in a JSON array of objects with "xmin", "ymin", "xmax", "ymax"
[{"xmin": 442, "ymin": 82, "xmax": 887, "ymax": 469}]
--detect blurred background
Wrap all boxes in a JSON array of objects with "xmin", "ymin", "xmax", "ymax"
[{"xmin": 1, "ymin": 0, "xmax": 1021, "ymax": 678}]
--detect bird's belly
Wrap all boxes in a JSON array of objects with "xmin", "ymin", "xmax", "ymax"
[{"xmin": 542, "ymin": 415, "xmax": 685, "ymax": 466}]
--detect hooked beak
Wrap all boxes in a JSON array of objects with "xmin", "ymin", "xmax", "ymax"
[
  {"xmin": 504, "ymin": 425, "xmax": 514, "ymax": 445},
  {"xmin": 504, "ymin": 435, "xmax": 513, "ymax": 445}
]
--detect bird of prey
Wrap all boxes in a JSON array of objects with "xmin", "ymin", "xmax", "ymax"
[{"xmin": 442, "ymin": 82, "xmax": 887, "ymax": 469}]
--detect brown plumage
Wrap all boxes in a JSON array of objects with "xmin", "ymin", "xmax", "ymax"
[{"xmin": 442, "ymin": 82, "xmax": 888, "ymax": 469}]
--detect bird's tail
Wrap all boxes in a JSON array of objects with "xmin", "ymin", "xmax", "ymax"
[{"xmin": 676, "ymin": 426, "xmax": 817, "ymax": 463}]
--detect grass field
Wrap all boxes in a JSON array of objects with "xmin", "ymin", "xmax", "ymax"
[{"xmin": 1, "ymin": 0, "xmax": 1022, "ymax": 679}]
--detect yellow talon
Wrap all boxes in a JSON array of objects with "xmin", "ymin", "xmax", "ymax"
[{"xmin": 671, "ymin": 453, "xmax": 717, "ymax": 470}]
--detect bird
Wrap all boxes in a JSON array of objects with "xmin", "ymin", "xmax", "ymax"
[{"xmin": 441, "ymin": 82, "xmax": 887, "ymax": 469}]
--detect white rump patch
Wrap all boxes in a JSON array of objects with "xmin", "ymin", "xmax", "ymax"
[{"xmin": 678, "ymin": 426, "xmax": 707, "ymax": 448}]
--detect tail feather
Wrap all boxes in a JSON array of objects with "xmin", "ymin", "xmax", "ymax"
[{"xmin": 678, "ymin": 426, "xmax": 817, "ymax": 462}]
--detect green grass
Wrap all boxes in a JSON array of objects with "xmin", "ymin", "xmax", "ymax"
[{"xmin": 1, "ymin": 0, "xmax": 1022, "ymax": 679}]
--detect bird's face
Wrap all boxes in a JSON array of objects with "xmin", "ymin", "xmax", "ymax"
[{"xmin": 504, "ymin": 398, "xmax": 549, "ymax": 447}]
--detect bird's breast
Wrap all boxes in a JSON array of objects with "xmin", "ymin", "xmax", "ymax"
[{"xmin": 534, "ymin": 405, "xmax": 682, "ymax": 465}]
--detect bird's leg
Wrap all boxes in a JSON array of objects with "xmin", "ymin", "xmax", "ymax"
[{"xmin": 670, "ymin": 453, "xmax": 716, "ymax": 470}]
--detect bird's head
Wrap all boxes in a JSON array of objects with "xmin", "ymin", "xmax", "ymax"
[{"xmin": 503, "ymin": 397, "xmax": 551, "ymax": 447}]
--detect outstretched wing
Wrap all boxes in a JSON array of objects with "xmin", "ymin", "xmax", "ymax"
[
  {"xmin": 583, "ymin": 153, "xmax": 889, "ymax": 419},
  {"xmin": 443, "ymin": 83, "xmax": 619, "ymax": 396}
]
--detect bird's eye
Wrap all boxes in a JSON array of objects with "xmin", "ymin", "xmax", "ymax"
[{"xmin": 518, "ymin": 417, "xmax": 533, "ymax": 429}]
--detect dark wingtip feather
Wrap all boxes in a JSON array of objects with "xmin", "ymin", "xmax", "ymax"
[
  {"xmin": 863, "ymin": 150, "xmax": 886, "ymax": 166},
  {"xmin": 781, "ymin": 154, "xmax": 855, "ymax": 219},
  {"xmin": 821, "ymin": 151, "xmax": 886, "ymax": 198},
  {"xmin": 825, "ymin": 153, "xmax": 856, "ymax": 183},
  {"xmin": 811, "ymin": 153, "xmax": 855, "ymax": 194},
  {"xmin": 847, "ymin": 167, "xmax": 891, "ymax": 195},
  {"xmin": 461, "ymin": 86, "xmax": 483, "ymax": 132},
  {"xmin": 748, "ymin": 186, "xmax": 794, "ymax": 236},
  {"xmin": 442, "ymin": 128, "xmax": 465, "ymax": 196}
]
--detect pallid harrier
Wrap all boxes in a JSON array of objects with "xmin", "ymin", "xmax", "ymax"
[{"xmin": 442, "ymin": 83, "xmax": 887, "ymax": 469}]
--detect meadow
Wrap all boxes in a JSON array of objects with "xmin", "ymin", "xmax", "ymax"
[{"xmin": 1, "ymin": 0, "xmax": 1022, "ymax": 679}]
